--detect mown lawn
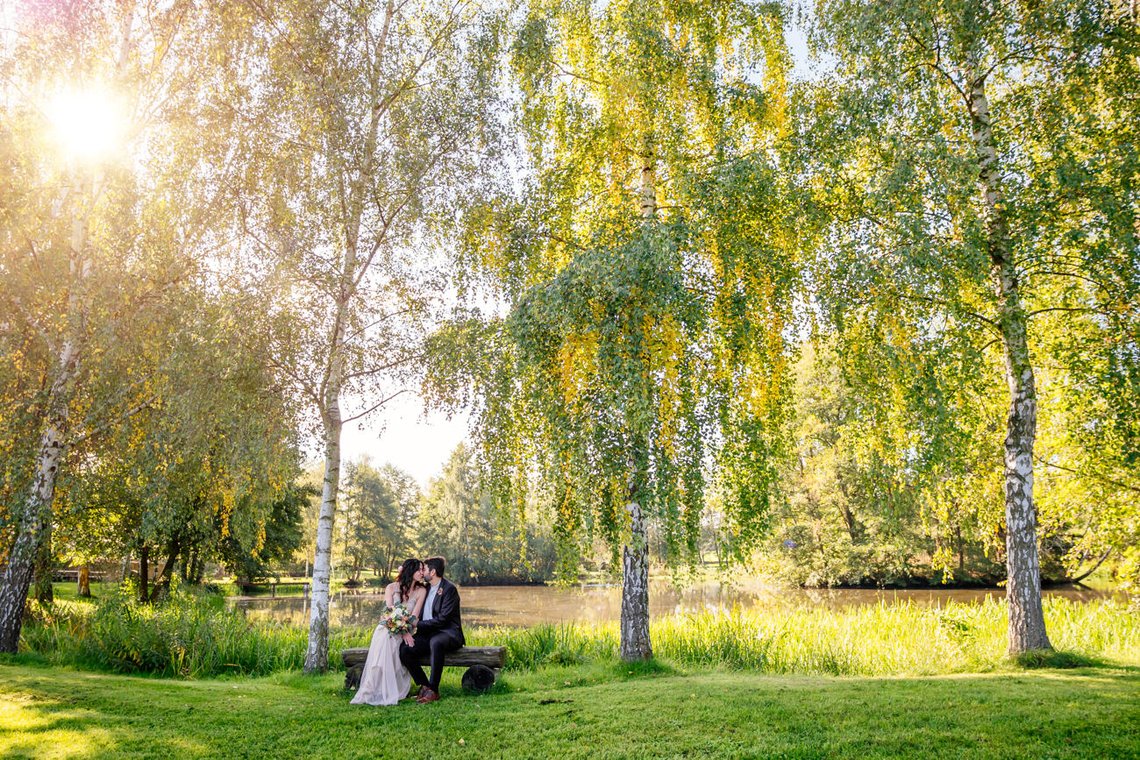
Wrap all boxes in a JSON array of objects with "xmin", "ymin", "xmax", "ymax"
[{"xmin": 1, "ymin": 659, "xmax": 1138, "ymax": 759}]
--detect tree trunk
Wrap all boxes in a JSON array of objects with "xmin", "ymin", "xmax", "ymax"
[
  {"xmin": 620, "ymin": 498, "xmax": 652, "ymax": 661},
  {"xmin": 138, "ymin": 545, "xmax": 150, "ymax": 603},
  {"xmin": 966, "ymin": 67, "xmax": 1051, "ymax": 654},
  {"xmin": 956, "ymin": 523, "xmax": 965, "ymax": 574},
  {"xmin": 33, "ymin": 522, "xmax": 54, "ymax": 605},
  {"xmin": 296, "ymin": 3, "xmax": 398, "ymax": 672},
  {"xmin": 149, "ymin": 535, "xmax": 182, "ymax": 602},
  {"xmin": 78, "ymin": 565, "xmax": 91, "ymax": 598},
  {"xmin": 0, "ymin": 172, "xmax": 90, "ymax": 651},
  {"xmin": 0, "ymin": 409, "xmax": 70, "ymax": 651},
  {"xmin": 840, "ymin": 503, "xmax": 861, "ymax": 544},
  {"xmin": 617, "ymin": 143, "xmax": 657, "ymax": 663},
  {"xmin": 180, "ymin": 546, "xmax": 193, "ymax": 583},
  {"xmin": 305, "ymin": 410, "xmax": 342, "ymax": 673},
  {"xmin": 191, "ymin": 552, "xmax": 205, "ymax": 584}
]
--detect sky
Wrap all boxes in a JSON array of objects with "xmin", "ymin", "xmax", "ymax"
[{"xmin": 340, "ymin": 395, "xmax": 470, "ymax": 487}]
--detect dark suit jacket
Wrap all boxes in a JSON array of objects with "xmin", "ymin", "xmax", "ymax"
[{"xmin": 416, "ymin": 578, "xmax": 465, "ymax": 646}]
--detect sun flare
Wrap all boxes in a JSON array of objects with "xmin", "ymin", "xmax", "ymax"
[{"xmin": 45, "ymin": 87, "xmax": 126, "ymax": 162}]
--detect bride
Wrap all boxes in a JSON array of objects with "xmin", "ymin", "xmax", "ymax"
[{"xmin": 350, "ymin": 558, "xmax": 426, "ymax": 706}]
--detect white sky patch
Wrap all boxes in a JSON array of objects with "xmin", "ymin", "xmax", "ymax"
[{"xmin": 340, "ymin": 392, "xmax": 471, "ymax": 487}]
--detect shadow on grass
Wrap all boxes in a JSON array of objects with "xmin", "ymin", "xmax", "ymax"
[
  {"xmin": 613, "ymin": 657, "xmax": 677, "ymax": 679},
  {"xmin": 1012, "ymin": 649, "xmax": 1108, "ymax": 669},
  {"xmin": 0, "ymin": 653, "xmax": 52, "ymax": 669}
]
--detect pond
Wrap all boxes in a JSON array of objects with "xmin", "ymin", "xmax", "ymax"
[{"xmin": 228, "ymin": 579, "xmax": 1124, "ymax": 629}]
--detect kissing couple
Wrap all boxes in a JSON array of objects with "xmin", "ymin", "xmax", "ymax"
[{"xmin": 350, "ymin": 555, "xmax": 465, "ymax": 706}]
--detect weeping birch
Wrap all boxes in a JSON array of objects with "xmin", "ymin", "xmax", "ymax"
[{"xmin": 445, "ymin": 0, "xmax": 798, "ymax": 661}]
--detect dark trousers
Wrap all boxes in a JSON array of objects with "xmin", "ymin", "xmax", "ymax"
[{"xmin": 400, "ymin": 631, "xmax": 460, "ymax": 691}]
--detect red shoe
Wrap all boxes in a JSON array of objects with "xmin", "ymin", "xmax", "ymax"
[{"xmin": 416, "ymin": 688, "xmax": 440, "ymax": 704}]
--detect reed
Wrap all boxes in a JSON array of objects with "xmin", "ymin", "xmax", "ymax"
[
  {"xmin": 20, "ymin": 583, "xmax": 374, "ymax": 678},
  {"xmin": 469, "ymin": 597, "xmax": 1139, "ymax": 676},
  {"xmin": 469, "ymin": 623, "xmax": 619, "ymax": 669},
  {"xmin": 18, "ymin": 588, "xmax": 1138, "ymax": 679}
]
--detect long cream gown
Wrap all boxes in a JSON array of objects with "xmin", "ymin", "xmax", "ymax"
[{"xmin": 350, "ymin": 589, "xmax": 413, "ymax": 706}]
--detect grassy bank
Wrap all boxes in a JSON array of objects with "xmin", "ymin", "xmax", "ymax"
[
  {"xmin": 474, "ymin": 596, "xmax": 1140, "ymax": 674},
  {"xmin": 1, "ymin": 660, "xmax": 1138, "ymax": 759},
  {"xmin": 21, "ymin": 585, "xmax": 371, "ymax": 678},
  {"xmin": 20, "ymin": 587, "xmax": 1140, "ymax": 678}
]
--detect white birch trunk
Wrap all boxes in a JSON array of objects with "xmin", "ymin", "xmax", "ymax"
[
  {"xmin": 618, "ymin": 146, "xmax": 657, "ymax": 662},
  {"xmin": 0, "ymin": 173, "xmax": 89, "ymax": 652},
  {"xmin": 0, "ymin": 407, "xmax": 70, "ymax": 651},
  {"xmin": 301, "ymin": 49, "xmax": 378, "ymax": 670},
  {"xmin": 967, "ymin": 66, "xmax": 1052, "ymax": 654},
  {"xmin": 620, "ymin": 499, "xmax": 652, "ymax": 661},
  {"xmin": 304, "ymin": 402, "xmax": 342, "ymax": 673},
  {"xmin": 299, "ymin": 0, "xmax": 420, "ymax": 671}
]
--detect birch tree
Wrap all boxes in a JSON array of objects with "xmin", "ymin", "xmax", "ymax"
[
  {"xmin": 234, "ymin": 0, "xmax": 498, "ymax": 672},
  {"xmin": 440, "ymin": 0, "xmax": 797, "ymax": 661},
  {"xmin": 805, "ymin": 0, "xmax": 1139, "ymax": 653},
  {"xmin": 0, "ymin": 1, "xmax": 240, "ymax": 651}
]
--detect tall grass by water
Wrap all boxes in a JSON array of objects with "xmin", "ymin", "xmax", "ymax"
[
  {"xmin": 469, "ymin": 596, "xmax": 1140, "ymax": 675},
  {"xmin": 19, "ymin": 583, "xmax": 373, "ymax": 678},
  {"xmin": 17, "ymin": 584, "xmax": 1139, "ymax": 679}
]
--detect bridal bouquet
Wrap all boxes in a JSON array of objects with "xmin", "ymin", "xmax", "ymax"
[{"xmin": 380, "ymin": 603, "xmax": 417, "ymax": 635}]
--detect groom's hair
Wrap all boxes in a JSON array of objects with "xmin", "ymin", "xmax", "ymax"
[{"xmin": 424, "ymin": 556, "xmax": 446, "ymax": 578}]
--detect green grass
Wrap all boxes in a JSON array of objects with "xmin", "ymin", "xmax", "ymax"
[
  {"xmin": 22, "ymin": 590, "xmax": 1140, "ymax": 679},
  {"xmin": 9, "ymin": 588, "xmax": 1140, "ymax": 757},
  {"xmin": 0, "ymin": 659, "xmax": 1138, "ymax": 758},
  {"xmin": 21, "ymin": 585, "xmax": 374, "ymax": 678},
  {"xmin": 47, "ymin": 582, "xmax": 118, "ymax": 603},
  {"xmin": 469, "ymin": 596, "xmax": 1140, "ymax": 675}
]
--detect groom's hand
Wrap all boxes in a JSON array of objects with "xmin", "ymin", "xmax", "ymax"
[{"xmin": 402, "ymin": 633, "xmax": 415, "ymax": 647}]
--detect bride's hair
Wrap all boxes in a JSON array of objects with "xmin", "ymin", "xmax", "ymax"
[{"xmin": 395, "ymin": 558, "xmax": 421, "ymax": 601}]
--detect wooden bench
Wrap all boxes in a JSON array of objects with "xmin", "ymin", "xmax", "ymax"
[{"xmin": 342, "ymin": 645, "xmax": 506, "ymax": 693}]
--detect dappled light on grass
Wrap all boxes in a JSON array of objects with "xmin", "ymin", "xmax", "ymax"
[
  {"xmin": 2, "ymin": 663, "xmax": 1139, "ymax": 759},
  {"xmin": 0, "ymin": 693, "xmax": 119, "ymax": 759}
]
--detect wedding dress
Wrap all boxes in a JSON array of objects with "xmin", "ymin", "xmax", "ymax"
[{"xmin": 350, "ymin": 590, "xmax": 412, "ymax": 706}]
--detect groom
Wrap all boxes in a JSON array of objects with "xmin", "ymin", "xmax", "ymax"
[{"xmin": 401, "ymin": 556, "xmax": 464, "ymax": 704}]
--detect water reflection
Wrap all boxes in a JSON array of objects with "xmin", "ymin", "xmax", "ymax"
[{"xmin": 228, "ymin": 580, "xmax": 1125, "ymax": 629}]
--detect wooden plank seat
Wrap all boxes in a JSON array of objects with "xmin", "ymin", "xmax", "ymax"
[{"xmin": 342, "ymin": 645, "xmax": 506, "ymax": 693}]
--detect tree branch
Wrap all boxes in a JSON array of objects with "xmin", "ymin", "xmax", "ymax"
[
  {"xmin": 1035, "ymin": 455, "xmax": 1140, "ymax": 494},
  {"xmin": 342, "ymin": 388, "xmax": 411, "ymax": 423},
  {"xmin": 342, "ymin": 350, "xmax": 425, "ymax": 381},
  {"xmin": 1026, "ymin": 306, "xmax": 1102, "ymax": 318},
  {"xmin": 69, "ymin": 395, "xmax": 158, "ymax": 447},
  {"xmin": 1069, "ymin": 549, "xmax": 1113, "ymax": 584}
]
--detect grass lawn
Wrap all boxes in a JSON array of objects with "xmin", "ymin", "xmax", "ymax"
[{"xmin": 1, "ymin": 659, "xmax": 1138, "ymax": 759}]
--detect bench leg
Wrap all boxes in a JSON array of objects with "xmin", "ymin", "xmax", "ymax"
[
  {"xmin": 345, "ymin": 665, "xmax": 363, "ymax": 691},
  {"xmin": 461, "ymin": 664, "xmax": 496, "ymax": 693}
]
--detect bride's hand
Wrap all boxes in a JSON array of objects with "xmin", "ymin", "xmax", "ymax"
[{"xmin": 402, "ymin": 633, "xmax": 415, "ymax": 647}]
